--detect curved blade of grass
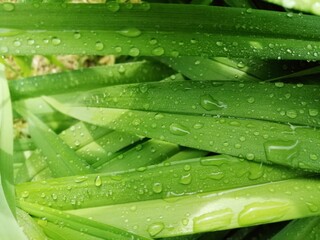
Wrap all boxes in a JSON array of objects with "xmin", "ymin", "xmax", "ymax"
[
  {"xmin": 271, "ymin": 216, "xmax": 320, "ymax": 240},
  {"xmin": 16, "ymin": 208, "xmax": 48, "ymax": 240},
  {"xmin": 9, "ymin": 61, "xmax": 173, "ymax": 101},
  {"xmin": 15, "ymin": 105, "xmax": 94, "ymax": 177},
  {"xmin": 16, "ymin": 155, "xmax": 306, "ymax": 210},
  {"xmin": 2, "ymin": 3, "xmax": 320, "ymax": 60},
  {"xmin": 0, "ymin": 64, "xmax": 28, "ymax": 239},
  {"xmin": 98, "ymin": 139, "xmax": 180, "ymax": 173},
  {"xmin": 68, "ymin": 177, "xmax": 320, "ymax": 238},
  {"xmin": 47, "ymin": 81, "xmax": 320, "ymax": 128},
  {"xmin": 44, "ymin": 101, "xmax": 320, "ymax": 172},
  {"xmin": 265, "ymin": 0, "xmax": 320, "ymax": 15},
  {"xmin": 18, "ymin": 201, "xmax": 151, "ymax": 240},
  {"xmin": 37, "ymin": 219, "xmax": 103, "ymax": 240},
  {"xmin": 159, "ymin": 56, "xmax": 259, "ymax": 81},
  {"xmin": 164, "ymin": 148, "xmax": 208, "ymax": 163}
]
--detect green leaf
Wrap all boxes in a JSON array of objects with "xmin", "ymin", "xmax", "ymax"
[
  {"xmin": 16, "ymin": 155, "xmax": 306, "ymax": 210},
  {"xmin": 18, "ymin": 201, "xmax": 151, "ymax": 240},
  {"xmin": 68, "ymin": 177, "xmax": 320, "ymax": 238},
  {"xmin": 47, "ymin": 80, "xmax": 320, "ymax": 127},
  {"xmin": 0, "ymin": 64, "xmax": 28, "ymax": 239},
  {"xmin": 9, "ymin": 61, "xmax": 173, "ymax": 100},
  {"xmin": 2, "ymin": 3, "xmax": 320, "ymax": 60},
  {"xmin": 44, "ymin": 99, "xmax": 320, "ymax": 172}
]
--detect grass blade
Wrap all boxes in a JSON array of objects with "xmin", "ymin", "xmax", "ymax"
[
  {"xmin": 16, "ymin": 155, "xmax": 306, "ymax": 210},
  {"xmin": 45, "ymin": 102, "xmax": 320, "ymax": 172},
  {"xmin": 0, "ymin": 64, "xmax": 28, "ymax": 239},
  {"xmin": 68, "ymin": 177, "xmax": 320, "ymax": 238},
  {"xmin": 9, "ymin": 61, "xmax": 173, "ymax": 101},
  {"xmin": 271, "ymin": 216, "xmax": 320, "ymax": 240},
  {"xmin": 2, "ymin": 3, "xmax": 320, "ymax": 60},
  {"xmin": 47, "ymin": 80, "xmax": 320, "ymax": 127},
  {"xmin": 15, "ymin": 106, "xmax": 94, "ymax": 177},
  {"xmin": 18, "ymin": 201, "xmax": 151, "ymax": 240}
]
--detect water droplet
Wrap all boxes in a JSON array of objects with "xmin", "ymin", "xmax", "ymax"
[
  {"xmin": 51, "ymin": 193, "xmax": 58, "ymax": 200},
  {"xmin": 129, "ymin": 47, "xmax": 140, "ymax": 57},
  {"xmin": 152, "ymin": 47, "xmax": 164, "ymax": 56},
  {"xmin": 286, "ymin": 109, "xmax": 298, "ymax": 119},
  {"xmin": 264, "ymin": 140, "xmax": 300, "ymax": 165},
  {"xmin": 306, "ymin": 202, "xmax": 319, "ymax": 212},
  {"xmin": 237, "ymin": 61, "xmax": 245, "ymax": 68},
  {"xmin": 192, "ymin": 122, "xmax": 203, "ymax": 130},
  {"xmin": 149, "ymin": 38, "xmax": 158, "ymax": 45},
  {"xmin": 140, "ymin": 2, "xmax": 151, "ymax": 11},
  {"xmin": 13, "ymin": 40, "xmax": 21, "ymax": 47},
  {"xmin": 169, "ymin": 123, "xmax": 190, "ymax": 136},
  {"xmin": 179, "ymin": 173, "xmax": 192, "ymax": 185},
  {"xmin": 193, "ymin": 208, "xmax": 233, "ymax": 232},
  {"xmin": 115, "ymin": 46, "xmax": 122, "ymax": 53},
  {"xmin": 117, "ymin": 28, "xmax": 141, "ymax": 38},
  {"xmin": 268, "ymin": 43, "xmax": 275, "ymax": 48},
  {"xmin": 106, "ymin": 1, "xmax": 120, "ymax": 12},
  {"xmin": 152, "ymin": 182, "xmax": 163, "ymax": 193},
  {"xmin": 200, "ymin": 94, "xmax": 226, "ymax": 111},
  {"xmin": 216, "ymin": 41, "xmax": 223, "ymax": 46},
  {"xmin": 184, "ymin": 164, "xmax": 191, "ymax": 171},
  {"xmin": 75, "ymin": 176, "xmax": 88, "ymax": 183},
  {"xmin": 95, "ymin": 41, "xmax": 104, "ymax": 51},
  {"xmin": 310, "ymin": 154, "xmax": 318, "ymax": 160},
  {"xmin": 247, "ymin": 97, "xmax": 255, "ymax": 103},
  {"xmin": 21, "ymin": 191, "xmax": 29, "ymax": 198},
  {"xmin": 27, "ymin": 39, "xmax": 35, "ymax": 45},
  {"xmin": 246, "ymin": 153, "xmax": 255, "ymax": 160},
  {"xmin": 3, "ymin": 3, "xmax": 15, "ymax": 12},
  {"xmin": 74, "ymin": 31, "xmax": 81, "ymax": 39},
  {"xmin": 209, "ymin": 171, "xmax": 224, "ymax": 180},
  {"xmin": 275, "ymin": 82, "xmax": 284, "ymax": 88},
  {"xmin": 238, "ymin": 201, "xmax": 289, "ymax": 226},
  {"xmin": 51, "ymin": 37, "xmax": 61, "ymax": 46},
  {"xmin": 95, "ymin": 176, "xmax": 102, "ymax": 187},
  {"xmin": 147, "ymin": 222, "xmax": 164, "ymax": 237},
  {"xmin": 308, "ymin": 109, "xmax": 319, "ymax": 117}
]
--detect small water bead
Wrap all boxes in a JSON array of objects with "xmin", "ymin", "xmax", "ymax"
[
  {"xmin": 129, "ymin": 47, "xmax": 140, "ymax": 57},
  {"xmin": 179, "ymin": 173, "xmax": 192, "ymax": 185},
  {"xmin": 275, "ymin": 82, "xmax": 284, "ymax": 88},
  {"xmin": 268, "ymin": 43, "xmax": 275, "ymax": 48},
  {"xmin": 247, "ymin": 97, "xmax": 255, "ymax": 103},
  {"xmin": 246, "ymin": 153, "xmax": 255, "ymax": 160},
  {"xmin": 149, "ymin": 38, "xmax": 158, "ymax": 45},
  {"xmin": 310, "ymin": 154, "xmax": 318, "ymax": 160},
  {"xmin": 309, "ymin": 109, "xmax": 319, "ymax": 117},
  {"xmin": 115, "ymin": 46, "xmax": 122, "ymax": 53},
  {"xmin": 237, "ymin": 61, "xmax": 245, "ymax": 68},
  {"xmin": 95, "ymin": 41, "xmax": 104, "ymax": 51},
  {"xmin": 95, "ymin": 176, "xmax": 102, "ymax": 187},
  {"xmin": 51, "ymin": 37, "xmax": 61, "ymax": 46},
  {"xmin": 200, "ymin": 94, "xmax": 226, "ymax": 111},
  {"xmin": 118, "ymin": 28, "xmax": 141, "ymax": 38},
  {"xmin": 13, "ymin": 40, "xmax": 21, "ymax": 47},
  {"xmin": 140, "ymin": 2, "xmax": 151, "ymax": 11},
  {"xmin": 106, "ymin": 1, "xmax": 120, "ymax": 12},
  {"xmin": 147, "ymin": 222, "xmax": 164, "ymax": 237},
  {"xmin": 152, "ymin": 47, "xmax": 164, "ymax": 56},
  {"xmin": 3, "ymin": 3, "xmax": 15, "ymax": 12},
  {"xmin": 27, "ymin": 39, "xmax": 35, "ymax": 45},
  {"xmin": 74, "ymin": 31, "xmax": 81, "ymax": 39},
  {"xmin": 264, "ymin": 139, "xmax": 300, "ymax": 165},
  {"xmin": 169, "ymin": 123, "xmax": 190, "ymax": 136},
  {"xmin": 286, "ymin": 109, "xmax": 298, "ymax": 119},
  {"xmin": 152, "ymin": 182, "xmax": 163, "ymax": 193}
]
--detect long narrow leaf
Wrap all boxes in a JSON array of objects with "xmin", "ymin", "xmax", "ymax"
[{"xmin": 2, "ymin": 3, "xmax": 320, "ymax": 60}]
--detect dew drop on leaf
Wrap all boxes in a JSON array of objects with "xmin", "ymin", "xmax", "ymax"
[
  {"xmin": 3, "ymin": 3, "xmax": 15, "ymax": 12},
  {"xmin": 95, "ymin": 41, "xmax": 104, "ymax": 51},
  {"xmin": 264, "ymin": 139, "xmax": 300, "ymax": 165},
  {"xmin": 106, "ymin": 1, "xmax": 120, "ymax": 12},
  {"xmin": 152, "ymin": 47, "xmax": 165, "ymax": 56},
  {"xmin": 147, "ymin": 222, "xmax": 164, "ymax": 237},
  {"xmin": 152, "ymin": 182, "xmax": 163, "ymax": 193},
  {"xmin": 200, "ymin": 94, "xmax": 226, "ymax": 111},
  {"xmin": 94, "ymin": 175, "xmax": 102, "ymax": 187},
  {"xmin": 169, "ymin": 123, "xmax": 190, "ymax": 136},
  {"xmin": 117, "ymin": 28, "xmax": 142, "ymax": 37}
]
